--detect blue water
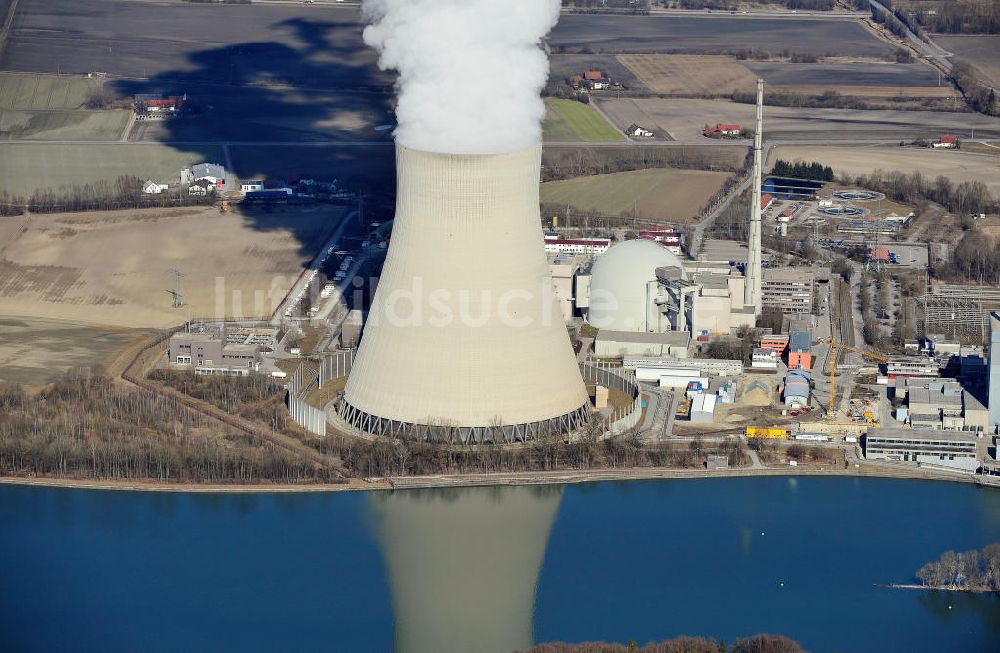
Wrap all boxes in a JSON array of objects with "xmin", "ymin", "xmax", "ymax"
[{"xmin": 3, "ymin": 477, "xmax": 1000, "ymax": 652}]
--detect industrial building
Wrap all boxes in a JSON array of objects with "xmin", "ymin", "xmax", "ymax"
[
  {"xmin": 896, "ymin": 378, "xmax": 988, "ymax": 432},
  {"xmin": 762, "ymin": 267, "xmax": 815, "ymax": 313},
  {"xmin": 168, "ymin": 329, "xmax": 261, "ymax": 376},
  {"xmin": 886, "ymin": 356, "xmax": 940, "ymax": 379},
  {"xmin": 787, "ymin": 317, "xmax": 813, "ymax": 371},
  {"xmin": 594, "ymin": 330, "xmax": 690, "ymax": 358},
  {"xmin": 622, "ymin": 355, "xmax": 741, "ymax": 376},
  {"xmin": 783, "ymin": 369, "xmax": 810, "ymax": 408},
  {"xmin": 583, "ymin": 239, "xmax": 758, "ymax": 347},
  {"xmin": 863, "ymin": 428, "xmax": 980, "ymax": 472},
  {"xmin": 341, "ymin": 144, "xmax": 590, "ymax": 442}
]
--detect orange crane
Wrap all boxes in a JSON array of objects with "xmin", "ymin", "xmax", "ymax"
[{"xmin": 821, "ymin": 338, "xmax": 889, "ymax": 417}]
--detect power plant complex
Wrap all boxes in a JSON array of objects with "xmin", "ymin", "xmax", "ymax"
[
  {"xmin": 338, "ymin": 80, "xmax": 771, "ymax": 442},
  {"xmin": 339, "ymin": 144, "xmax": 590, "ymax": 442}
]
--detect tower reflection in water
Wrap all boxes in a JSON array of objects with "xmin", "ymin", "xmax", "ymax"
[{"xmin": 368, "ymin": 485, "xmax": 563, "ymax": 653}]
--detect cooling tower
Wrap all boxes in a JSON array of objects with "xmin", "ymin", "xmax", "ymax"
[{"xmin": 340, "ymin": 143, "xmax": 589, "ymax": 442}]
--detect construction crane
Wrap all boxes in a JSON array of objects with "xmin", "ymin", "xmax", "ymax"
[{"xmin": 821, "ymin": 338, "xmax": 889, "ymax": 417}]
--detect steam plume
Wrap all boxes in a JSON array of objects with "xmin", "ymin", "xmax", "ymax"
[{"xmin": 362, "ymin": 0, "xmax": 560, "ymax": 154}]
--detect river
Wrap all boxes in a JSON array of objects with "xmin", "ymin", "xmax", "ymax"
[{"xmin": 2, "ymin": 477, "xmax": 1000, "ymax": 652}]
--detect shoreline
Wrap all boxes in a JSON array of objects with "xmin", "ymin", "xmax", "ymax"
[{"xmin": 0, "ymin": 461, "xmax": 981, "ymax": 494}]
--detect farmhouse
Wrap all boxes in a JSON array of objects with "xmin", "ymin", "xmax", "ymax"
[
  {"xmin": 141, "ymin": 180, "xmax": 169, "ymax": 195},
  {"xmin": 135, "ymin": 93, "xmax": 185, "ymax": 114},
  {"xmin": 181, "ymin": 163, "xmax": 227, "ymax": 189},
  {"xmin": 703, "ymin": 123, "xmax": 742, "ymax": 138},
  {"xmin": 933, "ymin": 134, "xmax": 958, "ymax": 149},
  {"xmin": 583, "ymin": 70, "xmax": 611, "ymax": 90},
  {"xmin": 625, "ymin": 123, "xmax": 654, "ymax": 138},
  {"xmin": 187, "ymin": 180, "xmax": 214, "ymax": 196}
]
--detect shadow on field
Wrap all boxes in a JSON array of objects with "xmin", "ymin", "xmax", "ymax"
[{"xmin": 112, "ymin": 16, "xmax": 398, "ymax": 264}]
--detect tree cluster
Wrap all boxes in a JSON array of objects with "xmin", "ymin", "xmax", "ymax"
[
  {"xmin": 916, "ymin": 544, "xmax": 1000, "ymax": 591},
  {"xmin": 519, "ymin": 633, "xmax": 805, "ymax": 653},
  {"xmin": 0, "ymin": 369, "xmax": 336, "ymax": 484},
  {"xmin": 541, "ymin": 147, "xmax": 742, "ymax": 182},
  {"xmin": 771, "ymin": 160, "xmax": 834, "ymax": 182},
  {"xmin": 911, "ymin": 2, "xmax": 1000, "ymax": 35},
  {"xmin": 937, "ymin": 228, "xmax": 1000, "ymax": 285},
  {"xmin": 846, "ymin": 169, "xmax": 997, "ymax": 216}
]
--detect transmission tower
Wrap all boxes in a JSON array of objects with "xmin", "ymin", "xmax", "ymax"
[
  {"xmin": 167, "ymin": 268, "xmax": 185, "ymax": 308},
  {"xmin": 864, "ymin": 200, "xmax": 885, "ymax": 274}
]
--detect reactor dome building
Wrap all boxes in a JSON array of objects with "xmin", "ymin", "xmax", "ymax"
[
  {"xmin": 587, "ymin": 239, "xmax": 688, "ymax": 332},
  {"xmin": 339, "ymin": 144, "xmax": 590, "ymax": 443}
]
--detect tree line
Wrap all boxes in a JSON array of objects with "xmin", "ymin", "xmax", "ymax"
[
  {"xmin": 0, "ymin": 369, "xmax": 338, "ymax": 484},
  {"xmin": 892, "ymin": 0, "xmax": 1000, "ymax": 35},
  {"xmin": 23, "ymin": 175, "xmax": 213, "ymax": 214},
  {"xmin": 916, "ymin": 544, "xmax": 1000, "ymax": 591},
  {"xmin": 520, "ymin": 633, "xmax": 806, "ymax": 653},
  {"xmin": 771, "ymin": 160, "xmax": 834, "ymax": 182}
]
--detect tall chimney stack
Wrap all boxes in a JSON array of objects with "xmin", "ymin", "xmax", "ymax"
[{"xmin": 744, "ymin": 78, "xmax": 764, "ymax": 316}]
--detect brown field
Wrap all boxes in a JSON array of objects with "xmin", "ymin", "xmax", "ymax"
[
  {"xmin": 771, "ymin": 85, "xmax": 958, "ymax": 98},
  {"xmin": 767, "ymin": 145, "xmax": 1000, "ymax": 197},
  {"xmin": 596, "ymin": 97, "xmax": 1000, "ymax": 141},
  {"xmin": 0, "ymin": 205, "xmax": 345, "ymax": 328},
  {"xmin": 934, "ymin": 35, "xmax": 1000, "ymax": 87},
  {"xmin": 0, "ymin": 317, "xmax": 141, "ymax": 386},
  {"xmin": 616, "ymin": 54, "xmax": 757, "ymax": 95}
]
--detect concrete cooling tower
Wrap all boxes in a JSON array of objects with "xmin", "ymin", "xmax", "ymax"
[{"xmin": 339, "ymin": 143, "xmax": 590, "ymax": 442}]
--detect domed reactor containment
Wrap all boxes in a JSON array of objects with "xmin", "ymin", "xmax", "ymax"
[{"xmin": 339, "ymin": 143, "xmax": 590, "ymax": 443}]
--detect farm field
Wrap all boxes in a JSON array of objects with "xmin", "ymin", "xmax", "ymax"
[
  {"xmin": 0, "ymin": 109, "xmax": 130, "ymax": 140},
  {"xmin": 933, "ymin": 35, "xmax": 1000, "ymax": 87},
  {"xmin": 0, "ymin": 318, "xmax": 135, "ymax": 386},
  {"xmin": 0, "ymin": 143, "xmax": 224, "ymax": 195},
  {"xmin": 596, "ymin": 97, "xmax": 1000, "ymax": 141},
  {"xmin": 0, "ymin": 205, "xmax": 345, "ymax": 328},
  {"xmin": 0, "ymin": 72, "xmax": 131, "ymax": 140},
  {"xmin": 548, "ymin": 15, "xmax": 894, "ymax": 57},
  {"xmin": 1, "ymin": 0, "xmax": 386, "ymax": 87},
  {"xmin": 0, "ymin": 72, "xmax": 104, "ymax": 109},
  {"xmin": 617, "ymin": 54, "xmax": 757, "ymax": 95},
  {"xmin": 2, "ymin": 0, "xmax": 393, "ymax": 143},
  {"xmin": 745, "ymin": 61, "xmax": 957, "ymax": 97},
  {"xmin": 543, "ymin": 98, "xmax": 624, "ymax": 143},
  {"xmin": 767, "ymin": 145, "xmax": 1000, "ymax": 197},
  {"xmin": 539, "ymin": 168, "xmax": 728, "ymax": 223}
]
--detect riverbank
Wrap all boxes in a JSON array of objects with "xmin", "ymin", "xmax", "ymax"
[
  {"xmin": 0, "ymin": 459, "xmax": 982, "ymax": 493},
  {"xmin": 881, "ymin": 583, "xmax": 999, "ymax": 594}
]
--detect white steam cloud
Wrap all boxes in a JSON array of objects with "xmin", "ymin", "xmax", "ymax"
[{"xmin": 362, "ymin": 0, "xmax": 561, "ymax": 154}]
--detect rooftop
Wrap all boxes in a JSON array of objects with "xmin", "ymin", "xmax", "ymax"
[
  {"xmin": 596, "ymin": 330, "xmax": 691, "ymax": 346},
  {"xmin": 866, "ymin": 427, "xmax": 978, "ymax": 443}
]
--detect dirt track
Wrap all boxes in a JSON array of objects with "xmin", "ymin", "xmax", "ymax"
[{"xmin": 597, "ymin": 97, "xmax": 1000, "ymax": 141}]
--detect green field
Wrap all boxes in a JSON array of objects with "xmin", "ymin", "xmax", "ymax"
[
  {"xmin": 0, "ymin": 109, "xmax": 130, "ymax": 140},
  {"xmin": 0, "ymin": 144, "xmax": 224, "ymax": 195},
  {"xmin": 541, "ymin": 168, "xmax": 677, "ymax": 214},
  {"xmin": 0, "ymin": 73, "xmax": 103, "ymax": 110},
  {"xmin": 543, "ymin": 98, "xmax": 624, "ymax": 143},
  {"xmin": 0, "ymin": 73, "xmax": 128, "ymax": 141}
]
